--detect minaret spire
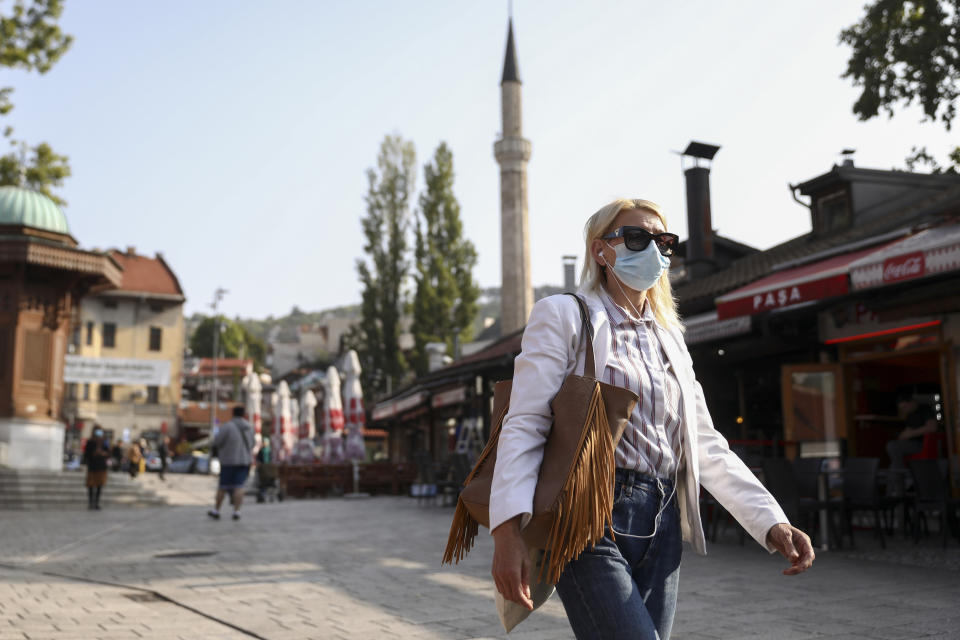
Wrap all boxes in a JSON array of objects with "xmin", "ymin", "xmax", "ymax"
[
  {"xmin": 501, "ymin": 18, "xmax": 520, "ymax": 84},
  {"xmin": 494, "ymin": 16, "xmax": 533, "ymax": 334}
]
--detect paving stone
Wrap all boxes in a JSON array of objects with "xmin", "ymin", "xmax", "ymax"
[{"xmin": 1, "ymin": 475, "xmax": 959, "ymax": 639}]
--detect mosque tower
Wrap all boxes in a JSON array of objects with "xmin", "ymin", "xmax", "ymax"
[{"xmin": 494, "ymin": 18, "xmax": 533, "ymax": 334}]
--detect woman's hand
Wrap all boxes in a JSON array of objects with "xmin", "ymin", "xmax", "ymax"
[
  {"xmin": 766, "ymin": 523, "xmax": 815, "ymax": 575},
  {"xmin": 491, "ymin": 516, "xmax": 534, "ymax": 610}
]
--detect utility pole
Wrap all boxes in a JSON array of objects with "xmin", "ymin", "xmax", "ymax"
[{"xmin": 210, "ymin": 288, "xmax": 228, "ymax": 435}]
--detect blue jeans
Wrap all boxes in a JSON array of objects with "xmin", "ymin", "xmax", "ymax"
[{"xmin": 556, "ymin": 469, "xmax": 682, "ymax": 640}]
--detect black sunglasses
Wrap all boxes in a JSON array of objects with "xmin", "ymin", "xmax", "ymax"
[{"xmin": 602, "ymin": 226, "xmax": 679, "ymax": 256}]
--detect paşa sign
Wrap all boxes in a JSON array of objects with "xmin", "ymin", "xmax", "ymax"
[{"xmin": 64, "ymin": 356, "xmax": 171, "ymax": 386}]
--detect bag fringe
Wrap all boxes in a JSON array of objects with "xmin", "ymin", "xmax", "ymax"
[
  {"xmin": 540, "ymin": 383, "xmax": 616, "ymax": 584},
  {"xmin": 442, "ymin": 497, "xmax": 479, "ymax": 565}
]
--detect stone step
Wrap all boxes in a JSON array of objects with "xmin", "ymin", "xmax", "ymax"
[
  {"xmin": 0, "ymin": 499, "xmax": 168, "ymax": 510},
  {"xmin": 0, "ymin": 468, "xmax": 168, "ymax": 509},
  {"xmin": 1, "ymin": 478, "xmax": 149, "ymax": 490}
]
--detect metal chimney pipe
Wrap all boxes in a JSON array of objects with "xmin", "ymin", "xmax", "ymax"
[
  {"xmin": 681, "ymin": 141, "xmax": 720, "ymax": 279},
  {"xmin": 684, "ymin": 165, "xmax": 714, "ymax": 278},
  {"xmin": 562, "ymin": 255, "xmax": 577, "ymax": 292}
]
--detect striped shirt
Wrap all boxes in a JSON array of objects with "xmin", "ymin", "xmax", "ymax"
[{"xmin": 599, "ymin": 291, "xmax": 683, "ymax": 479}]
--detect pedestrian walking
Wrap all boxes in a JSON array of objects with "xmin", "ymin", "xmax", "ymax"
[
  {"xmin": 110, "ymin": 439, "xmax": 123, "ymax": 471},
  {"xmin": 489, "ymin": 198, "xmax": 814, "ymax": 639},
  {"xmin": 158, "ymin": 435, "xmax": 169, "ymax": 481},
  {"xmin": 208, "ymin": 405, "xmax": 255, "ymax": 521},
  {"xmin": 83, "ymin": 427, "xmax": 109, "ymax": 510},
  {"xmin": 127, "ymin": 441, "xmax": 143, "ymax": 479}
]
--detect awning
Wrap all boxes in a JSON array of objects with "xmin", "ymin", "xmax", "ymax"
[
  {"xmin": 683, "ymin": 311, "xmax": 752, "ymax": 345},
  {"xmin": 716, "ymin": 243, "xmax": 893, "ymax": 320},
  {"xmin": 849, "ymin": 223, "xmax": 960, "ymax": 291},
  {"xmin": 431, "ymin": 386, "xmax": 467, "ymax": 409},
  {"xmin": 371, "ymin": 391, "xmax": 429, "ymax": 422}
]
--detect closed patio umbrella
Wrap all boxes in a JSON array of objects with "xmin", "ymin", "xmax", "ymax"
[
  {"xmin": 293, "ymin": 389, "xmax": 318, "ymax": 462},
  {"xmin": 342, "ymin": 350, "xmax": 366, "ymax": 462},
  {"xmin": 278, "ymin": 381, "xmax": 293, "ymax": 460},
  {"xmin": 244, "ymin": 372, "xmax": 263, "ymax": 451},
  {"xmin": 321, "ymin": 366, "xmax": 345, "ymax": 464}
]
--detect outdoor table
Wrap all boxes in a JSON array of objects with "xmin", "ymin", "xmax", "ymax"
[{"xmin": 817, "ymin": 468, "xmax": 844, "ymax": 552}]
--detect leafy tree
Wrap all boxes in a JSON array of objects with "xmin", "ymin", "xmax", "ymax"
[
  {"xmin": 840, "ymin": 0, "xmax": 960, "ymax": 172},
  {"xmin": 0, "ymin": 0, "xmax": 73, "ymax": 203},
  {"xmin": 409, "ymin": 142, "xmax": 479, "ymax": 376},
  {"xmin": 190, "ymin": 316, "xmax": 267, "ymax": 370},
  {"xmin": 346, "ymin": 135, "xmax": 417, "ymax": 399},
  {"xmin": 0, "ymin": 141, "xmax": 70, "ymax": 203}
]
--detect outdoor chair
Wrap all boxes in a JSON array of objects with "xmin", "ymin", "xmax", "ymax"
[
  {"xmin": 699, "ymin": 488, "xmax": 746, "ymax": 545},
  {"xmin": 761, "ymin": 458, "xmax": 836, "ymax": 548},
  {"xmin": 907, "ymin": 459, "xmax": 960, "ymax": 548},
  {"xmin": 841, "ymin": 457, "xmax": 898, "ymax": 549},
  {"xmin": 412, "ymin": 452, "xmax": 457, "ymax": 506},
  {"xmin": 905, "ymin": 432, "xmax": 947, "ymax": 463}
]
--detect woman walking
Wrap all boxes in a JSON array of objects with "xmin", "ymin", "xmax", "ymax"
[
  {"xmin": 489, "ymin": 198, "xmax": 814, "ymax": 639},
  {"xmin": 83, "ymin": 427, "xmax": 109, "ymax": 510}
]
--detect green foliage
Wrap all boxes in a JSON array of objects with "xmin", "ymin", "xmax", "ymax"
[
  {"xmin": 190, "ymin": 316, "xmax": 268, "ymax": 370},
  {"xmin": 346, "ymin": 135, "xmax": 417, "ymax": 399},
  {"xmin": 0, "ymin": 0, "xmax": 73, "ymax": 202},
  {"xmin": 409, "ymin": 142, "xmax": 479, "ymax": 376},
  {"xmin": 840, "ymin": 0, "xmax": 960, "ymax": 171},
  {"xmin": 0, "ymin": 140, "xmax": 70, "ymax": 204}
]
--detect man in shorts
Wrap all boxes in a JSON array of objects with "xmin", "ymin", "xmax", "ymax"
[{"xmin": 208, "ymin": 405, "xmax": 255, "ymax": 521}]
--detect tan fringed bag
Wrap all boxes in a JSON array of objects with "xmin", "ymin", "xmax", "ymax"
[{"xmin": 442, "ymin": 294, "xmax": 639, "ymax": 584}]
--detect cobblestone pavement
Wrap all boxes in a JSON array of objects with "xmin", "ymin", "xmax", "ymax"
[{"xmin": 1, "ymin": 482, "xmax": 959, "ymax": 639}]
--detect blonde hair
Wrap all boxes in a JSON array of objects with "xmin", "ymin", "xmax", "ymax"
[{"xmin": 579, "ymin": 198, "xmax": 682, "ymax": 331}]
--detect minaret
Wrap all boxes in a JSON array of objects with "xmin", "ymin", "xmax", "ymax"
[{"xmin": 494, "ymin": 18, "xmax": 533, "ymax": 334}]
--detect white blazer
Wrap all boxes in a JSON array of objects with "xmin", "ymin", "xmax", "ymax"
[{"xmin": 489, "ymin": 288, "xmax": 788, "ymax": 554}]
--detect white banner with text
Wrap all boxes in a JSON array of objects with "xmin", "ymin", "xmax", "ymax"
[{"xmin": 64, "ymin": 356, "xmax": 171, "ymax": 386}]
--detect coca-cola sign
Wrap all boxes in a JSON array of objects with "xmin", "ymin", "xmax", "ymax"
[{"xmin": 882, "ymin": 251, "xmax": 925, "ymax": 283}]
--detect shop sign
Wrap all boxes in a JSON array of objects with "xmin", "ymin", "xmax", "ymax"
[
  {"xmin": 64, "ymin": 356, "xmax": 170, "ymax": 386},
  {"xmin": 882, "ymin": 251, "xmax": 925, "ymax": 284},
  {"xmin": 717, "ymin": 275, "xmax": 848, "ymax": 320}
]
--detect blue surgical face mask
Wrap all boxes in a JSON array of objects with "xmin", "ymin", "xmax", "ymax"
[{"xmin": 605, "ymin": 241, "xmax": 670, "ymax": 292}]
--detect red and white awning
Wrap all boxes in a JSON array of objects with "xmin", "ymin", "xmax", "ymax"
[
  {"xmin": 849, "ymin": 224, "xmax": 960, "ymax": 291},
  {"xmin": 716, "ymin": 243, "xmax": 894, "ymax": 320},
  {"xmin": 371, "ymin": 391, "xmax": 429, "ymax": 422}
]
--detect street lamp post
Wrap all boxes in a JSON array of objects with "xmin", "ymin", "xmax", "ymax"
[{"xmin": 210, "ymin": 288, "xmax": 228, "ymax": 435}]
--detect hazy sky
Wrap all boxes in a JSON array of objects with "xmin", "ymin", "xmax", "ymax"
[{"xmin": 9, "ymin": 1, "xmax": 954, "ymax": 318}]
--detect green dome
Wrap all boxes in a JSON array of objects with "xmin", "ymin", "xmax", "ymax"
[{"xmin": 0, "ymin": 185, "xmax": 69, "ymax": 235}]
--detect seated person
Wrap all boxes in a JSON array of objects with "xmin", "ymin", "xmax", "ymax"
[{"xmin": 885, "ymin": 393, "xmax": 938, "ymax": 468}]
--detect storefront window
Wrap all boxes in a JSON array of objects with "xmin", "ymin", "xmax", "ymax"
[
  {"xmin": 788, "ymin": 371, "xmax": 838, "ymax": 441},
  {"xmin": 782, "ymin": 363, "xmax": 847, "ymax": 456}
]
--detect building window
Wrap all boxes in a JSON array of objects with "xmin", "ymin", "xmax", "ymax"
[
  {"xmin": 66, "ymin": 383, "xmax": 78, "ymax": 400},
  {"xmin": 86, "ymin": 321, "xmax": 94, "ymax": 346},
  {"xmin": 149, "ymin": 327, "xmax": 162, "ymax": 352},
  {"xmin": 816, "ymin": 190, "xmax": 851, "ymax": 233},
  {"xmin": 83, "ymin": 383, "xmax": 90, "ymax": 400},
  {"xmin": 150, "ymin": 303, "xmax": 164, "ymax": 313},
  {"xmin": 98, "ymin": 384, "xmax": 113, "ymax": 402},
  {"xmin": 103, "ymin": 299, "xmax": 118, "ymax": 309},
  {"xmin": 71, "ymin": 324, "xmax": 81, "ymax": 348},
  {"xmin": 102, "ymin": 323, "xmax": 116, "ymax": 348},
  {"xmin": 147, "ymin": 386, "xmax": 159, "ymax": 404}
]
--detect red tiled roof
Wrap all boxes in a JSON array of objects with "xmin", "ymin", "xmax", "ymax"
[
  {"xmin": 108, "ymin": 249, "xmax": 184, "ymax": 299},
  {"xmin": 178, "ymin": 403, "xmax": 236, "ymax": 426},
  {"xmin": 185, "ymin": 358, "xmax": 254, "ymax": 378}
]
